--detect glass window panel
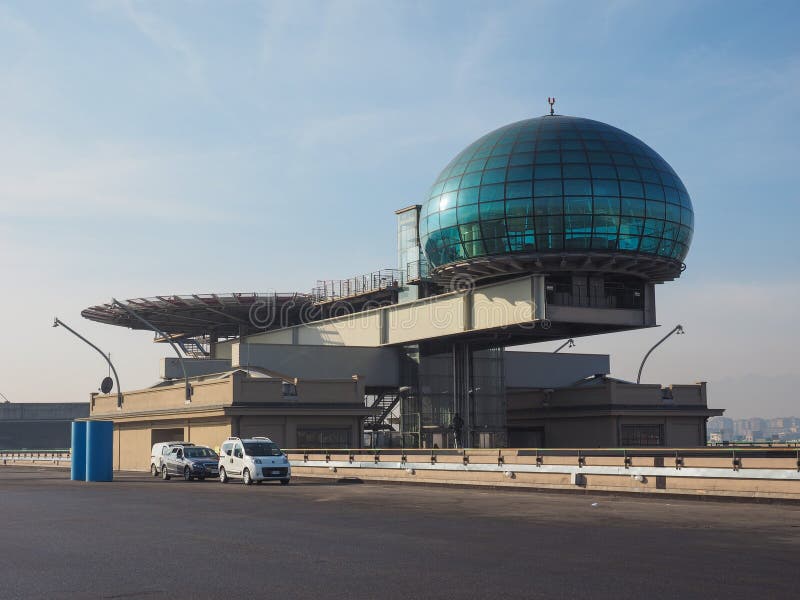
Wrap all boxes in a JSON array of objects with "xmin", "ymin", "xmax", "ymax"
[
  {"xmin": 616, "ymin": 165, "xmax": 640, "ymax": 180},
  {"xmin": 677, "ymin": 226, "xmax": 691, "ymax": 244},
  {"xmin": 681, "ymin": 208, "xmax": 694, "ymax": 227},
  {"xmin": 460, "ymin": 171, "xmax": 482, "ymax": 188},
  {"xmin": 479, "ymin": 201, "xmax": 506, "ymax": 220},
  {"xmin": 594, "ymin": 196, "xmax": 620, "ymax": 215},
  {"xmin": 565, "ymin": 215, "xmax": 592, "ymax": 231},
  {"xmin": 664, "ymin": 186, "xmax": 680, "ymax": 203},
  {"xmin": 430, "ymin": 181, "xmax": 445, "ymax": 196},
  {"xmin": 425, "ymin": 213, "xmax": 439, "ymax": 231},
  {"xmin": 438, "ymin": 192, "xmax": 456, "ymax": 211},
  {"xmin": 506, "ymin": 198, "xmax": 534, "ymax": 218},
  {"xmin": 565, "ymin": 196, "xmax": 592, "ymax": 214},
  {"xmin": 536, "ymin": 233, "xmax": 563, "ymax": 250},
  {"xmin": 481, "ymin": 219, "xmax": 506, "ymax": 238},
  {"xmin": 678, "ymin": 191, "xmax": 691, "ymax": 207},
  {"xmin": 514, "ymin": 141, "xmax": 535, "ymax": 152},
  {"xmin": 535, "ymin": 215, "xmax": 564, "ymax": 233},
  {"xmin": 643, "ymin": 219, "xmax": 665, "ymax": 236},
  {"xmin": 442, "ymin": 177, "xmax": 460, "ymax": 193},
  {"xmin": 587, "ymin": 151, "xmax": 612, "ymax": 163},
  {"xmin": 462, "ymin": 236, "xmax": 486, "ymax": 257},
  {"xmin": 506, "ymin": 215, "xmax": 534, "ymax": 232},
  {"xmin": 620, "ymin": 181, "xmax": 644, "ymax": 198},
  {"xmin": 590, "ymin": 165, "xmax": 617, "ymax": 178},
  {"xmin": 563, "ymin": 179, "xmax": 591, "ymax": 196},
  {"xmin": 534, "ymin": 180, "xmax": 562, "ymax": 196},
  {"xmin": 584, "ymin": 140, "xmax": 606, "ymax": 151},
  {"xmin": 535, "ymin": 151, "xmax": 560, "ymax": 164},
  {"xmin": 560, "ymin": 140, "xmax": 583, "ymax": 150},
  {"xmin": 658, "ymin": 240, "xmax": 674, "ymax": 257},
  {"xmin": 507, "ymin": 166, "xmax": 533, "ymax": 181},
  {"xmin": 485, "ymin": 155, "xmax": 509, "ymax": 169},
  {"xmin": 473, "ymin": 147, "xmax": 491, "ymax": 159},
  {"xmin": 439, "ymin": 209, "xmax": 457, "ymax": 228},
  {"xmin": 644, "ymin": 183, "xmax": 665, "ymax": 201},
  {"xmin": 620, "ymin": 216, "xmax": 644, "ymax": 236},
  {"xmin": 481, "ymin": 168, "xmax": 506, "ymax": 185},
  {"xmin": 536, "ymin": 140, "xmax": 560, "ymax": 151},
  {"xmin": 562, "ymin": 164, "xmax": 590, "ymax": 178},
  {"xmin": 459, "ymin": 222, "xmax": 482, "ymax": 242},
  {"xmin": 509, "ymin": 152, "xmax": 534, "ymax": 166},
  {"xmin": 457, "ymin": 203, "xmax": 479, "ymax": 223},
  {"xmin": 621, "ymin": 197, "xmax": 646, "ymax": 216},
  {"xmin": 466, "ymin": 159, "xmax": 486, "ymax": 173},
  {"xmin": 633, "ymin": 155, "xmax": 653, "ymax": 168},
  {"xmin": 617, "ymin": 235, "xmax": 640, "ymax": 251},
  {"xmin": 612, "ymin": 153, "xmax": 635, "ymax": 166},
  {"xmin": 534, "ymin": 197, "xmax": 563, "ymax": 215},
  {"xmin": 534, "ymin": 165, "xmax": 561, "ymax": 179},
  {"xmin": 449, "ymin": 162, "xmax": 467, "ymax": 177},
  {"xmin": 658, "ymin": 171, "xmax": 676, "ymax": 187},
  {"xmin": 564, "ymin": 235, "xmax": 591, "ymax": 250},
  {"xmin": 457, "ymin": 187, "xmax": 479, "ymax": 205},
  {"xmin": 562, "ymin": 150, "xmax": 588, "ymax": 163},
  {"xmin": 640, "ymin": 169, "xmax": 660, "ymax": 183},
  {"xmin": 483, "ymin": 237, "xmax": 509, "ymax": 254},
  {"xmin": 479, "ymin": 184, "xmax": 505, "ymax": 201},
  {"xmin": 439, "ymin": 225, "xmax": 461, "ymax": 244},
  {"xmin": 593, "ymin": 215, "xmax": 619, "ymax": 234},
  {"xmin": 665, "ymin": 203, "xmax": 681, "ymax": 223},
  {"xmin": 662, "ymin": 221, "xmax": 680, "ymax": 240},
  {"xmin": 592, "ymin": 179, "xmax": 620, "ymax": 196},
  {"xmin": 508, "ymin": 230, "xmax": 536, "ymax": 252},
  {"xmin": 506, "ymin": 181, "xmax": 532, "ymax": 199},
  {"xmin": 491, "ymin": 143, "xmax": 513, "ymax": 156},
  {"xmin": 646, "ymin": 200, "xmax": 666, "ymax": 219}
]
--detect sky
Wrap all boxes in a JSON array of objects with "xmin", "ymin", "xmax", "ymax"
[{"xmin": 0, "ymin": 0, "xmax": 798, "ymax": 418}]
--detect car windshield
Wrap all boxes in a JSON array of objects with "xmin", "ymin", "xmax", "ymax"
[
  {"xmin": 184, "ymin": 447, "xmax": 218, "ymax": 459},
  {"xmin": 244, "ymin": 442, "xmax": 282, "ymax": 457}
]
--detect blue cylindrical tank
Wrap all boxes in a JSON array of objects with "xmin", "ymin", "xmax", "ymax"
[
  {"xmin": 70, "ymin": 421, "xmax": 87, "ymax": 481},
  {"xmin": 85, "ymin": 420, "xmax": 113, "ymax": 482}
]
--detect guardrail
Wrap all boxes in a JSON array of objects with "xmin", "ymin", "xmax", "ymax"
[
  {"xmin": 283, "ymin": 447, "xmax": 800, "ymax": 500},
  {"xmin": 1, "ymin": 451, "xmax": 71, "ymax": 466}
]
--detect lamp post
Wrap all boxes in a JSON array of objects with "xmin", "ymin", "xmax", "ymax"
[
  {"xmin": 553, "ymin": 338, "xmax": 575, "ymax": 353},
  {"xmin": 111, "ymin": 299, "xmax": 192, "ymax": 402},
  {"xmin": 636, "ymin": 324, "xmax": 685, "ymax": 384},
  {"xmin": 53, "ymin": 317, "xmax": 123, "ymax": 408}
]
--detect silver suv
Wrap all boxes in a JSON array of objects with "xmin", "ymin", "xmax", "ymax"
[{"xmin": 218, "ymin": 437, "xmax": 291, "ymax": 485}]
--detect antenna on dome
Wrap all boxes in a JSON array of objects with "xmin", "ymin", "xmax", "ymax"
[{"xmin": 547, "ymin": 97, "xmax": 556, "ymax": 116}]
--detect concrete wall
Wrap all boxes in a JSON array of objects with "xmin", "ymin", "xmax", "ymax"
[
  {"xmin": 0, "ymin": 403, "xmax": 89, "ymax": 450},
  {"xmin": 232, "ymin": 344, "xmax": 400, "ymax": 387},
  {"xmin": 160, "ymin": 358, "xmax": 232, "ymax": 380},
  {"xmin": 505, "ymin": 351, "xmax": 610, "ymax": 389}
]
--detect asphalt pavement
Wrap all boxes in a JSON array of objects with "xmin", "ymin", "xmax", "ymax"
[{"xmin": 0, "ymin": 467, "xmax": 798, "ymax": 599}]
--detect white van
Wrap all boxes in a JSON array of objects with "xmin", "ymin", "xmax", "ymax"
[
  {"xmin": 218, "ymin": 437, "xmax": 291, "ymax": 485},
  {"xmin": 150, "ymin": 441, "xmax": 194, "ymax": 477}
]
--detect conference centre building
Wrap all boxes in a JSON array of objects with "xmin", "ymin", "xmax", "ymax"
[{"xmin": 81, "ymin": 110, "xmax": 721, "ymax": 470}]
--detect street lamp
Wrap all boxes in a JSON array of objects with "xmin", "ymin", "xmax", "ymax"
[
  {"xmin": 53, "ymin": 317, "xmax": 123, "ymax": 407},
  {"xmin": 553, "ymin": 338, "xmax": 575, "ymax": 353},
  {"xmin": 111, "ymin": 299, "xmax": 193, "ymax": 402},
  {"xmin": 636, "ymin": 324, "xmax": 685, "ymax": 384}
]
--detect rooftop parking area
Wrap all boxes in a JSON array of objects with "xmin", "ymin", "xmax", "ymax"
[{"xmin": 1, "ymin": 467, "xmax": 798, "ymax": 599}]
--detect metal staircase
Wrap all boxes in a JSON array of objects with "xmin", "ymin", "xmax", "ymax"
[
  {"xmin": 363, "ymin": 391, "xmax": 401, "ymax": 431},
  {"xmin": 177, "ymin": 338, "xmax": 210, "ymax": 359}
]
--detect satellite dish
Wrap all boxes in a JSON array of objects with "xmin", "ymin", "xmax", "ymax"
[{"xmin": 100, "ymin": 377, "xmax": 114, "ymax": 394}]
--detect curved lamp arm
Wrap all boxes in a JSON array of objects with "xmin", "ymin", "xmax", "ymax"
[
  {"xmin": 53, "ymin": 317, "xmax": 123, "ymax": 407},
  {"xmin": 111, "ymin": 299, "xmax": 192, "ymax": 402},
  {"xmin": 636, "ymin": 325, "xmax": 684, "ymax": 384}
]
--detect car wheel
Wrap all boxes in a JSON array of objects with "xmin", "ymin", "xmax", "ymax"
[
  {"xmin": 161, "ymin": 465, "xmax": 170, "ymax": 481},
  {"xmin": 183, "ymin": 466, "xmax": 193, "ymax": 481},
  {"xmin": 219, "ymin": 467, "xmax": 228, "ymax": 483},
  {"xmin": 150, "ymin": 463, "xmax": 158, "ymax": 477},
  {"xmin": 280, "ymin": 479, "xmax": 290, "ymax": 486},
  {"xmin": 243, "ymin": 468, "xmax": 252, "ymax": 486}
]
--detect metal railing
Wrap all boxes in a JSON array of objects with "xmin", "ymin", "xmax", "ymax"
[
  {"xmin": 312, "ymin": 269, "xmax": 404, "ymax": 303},
  {"xmin": 1, "ymin": 451, "xmax": 71, "ymax": 465}
]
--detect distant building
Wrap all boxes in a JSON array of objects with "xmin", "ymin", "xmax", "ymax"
[{"xmin": 0, "ymin": 403, "xmax": 88, "ymax": 450}]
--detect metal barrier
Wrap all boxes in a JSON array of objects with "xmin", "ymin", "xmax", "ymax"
[{"xmin": 1, "ymin": 451, "xmax": 71, "ymax": 465}]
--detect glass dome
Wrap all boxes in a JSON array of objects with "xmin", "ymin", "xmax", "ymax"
[{"xmin": 420, "ymin": 116, "xmax": 693, "ymax": 278}]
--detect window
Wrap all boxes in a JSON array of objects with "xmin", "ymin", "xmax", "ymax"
[
  {"xmin": 621, "ymin": 425, "xmax": 664, "ymax": 447},
  {"xmin": 282, "ymin": 381, "xmax": 297, "ymax": 397},
  {"xmin": 296, "ymin": 428, "xmax": 352, "ymax": 449}
]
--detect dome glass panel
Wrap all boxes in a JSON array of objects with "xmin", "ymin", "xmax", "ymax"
[{"xmin": 421, "ymin": 116, "xmax": 694, "ymax": 270}]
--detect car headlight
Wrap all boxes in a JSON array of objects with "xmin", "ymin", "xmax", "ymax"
[
  {"xmin": 253, "ymin": 458, "xmax": 262, "ymax": 464},
  {"xmin": 282, "ymin": 456, "xmax": 289, "ymax": 464}
]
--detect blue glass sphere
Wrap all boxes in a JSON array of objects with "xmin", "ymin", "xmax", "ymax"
[{"xmin": 420, "ymin": 116, "xmax": 693, "ymax": 277}]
